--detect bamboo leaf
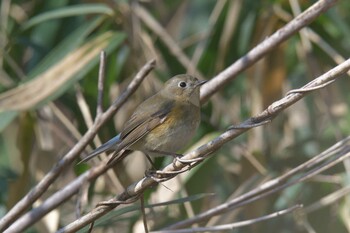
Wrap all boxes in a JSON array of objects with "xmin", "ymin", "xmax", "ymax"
[
  {"xmin": 22, "ymin": 4, "xmax": 114, "ymax": 30},
  {"xmin": 0, "ymin": 32, "xmax": 125, "ymax": 112}
]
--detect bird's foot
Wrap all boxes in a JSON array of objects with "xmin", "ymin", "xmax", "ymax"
[{"xmin": 145, "ymin": 168, "xmax": 188, "ymax": 182}]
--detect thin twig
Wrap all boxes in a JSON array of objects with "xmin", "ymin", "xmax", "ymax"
[
  {"xmin": 2, "ymin": 1, "xmax": 340, "ymax": 231},
  {"xmin": 75, "ymin": 54, "xmax": 123, "ymax": 192},
  {"xmin": 305, "ymin": 185, "xmax": 350, "ymax": 213},
  {"xmin": 76, "ymin": 85, "xmax": 94, "ymax": 129},
  {"xmin": 141, "ymin": 195, "xmax": 149, "ymax": 233},
  {"xmin": 49, "ymin": 103, "xmax": 83, "ymax": 143},
  {"xmin": 75, "ymin": 176, "xmax": 89, "ymax": 219},
  {"xmin": 286, "ymin": 79, "xmax": 336, "ymax": 94},
  {"xmin": 189, "ymin": 0, "xmax": 227, "ymax": 71},
  {"xmin": 87, "ymin": 221, "xmax": 94, "ymax": 233},
  {"xmin": 0, "ymin": 59, "xmax": 156, "ymax": 232},
  {"xmin": 134, "ymin": 4, "xmax": 204, "ymax": 80},
  {"xmin": 164, "ymin": 136, "xmax": 350, "ymax": 230},
  {"xmin": 5, "ymin": 161, "xmax": 121, "ymax": 233},
  {"xmin": 273, "ymin": 4, "xmax": 350, "ymax": 76},
  {"xmin": 151, "ymin": 205, "xmax": 302, "ymax": 233},
  {"xmin": 96, "ymin": 51, "xmax": 106, "ymax": 118},
  {"xmin": 56, "ymin": 58, "xmax": 349, "ymax": 233},
  {"xmin": 200, "ymin": 0, "xmax": 338, "ymax": 103}
]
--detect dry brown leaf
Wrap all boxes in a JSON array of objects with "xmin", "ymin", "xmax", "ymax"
[{"xmin": 0, "ymin": 31, "xmax": 114, "ymax": 112}]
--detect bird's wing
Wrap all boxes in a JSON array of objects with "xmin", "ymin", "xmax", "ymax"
[
  {"xmin": 106, "ymin": 98, "xmax": 174, "ymax": 164},
  {"xmin": 80, "ymin": 94, "xmax": 174, "ymax": 164},
  {"xmin": 120, "ymin": 94, "xmax": 173, "ymax": 137},
  {"xmin": 115, "ymin": 97, "xmax": 174, "ymax": 152},
  {"xmin": 106, "ymin": 115, "xmax": 168, "ymax": 165}
]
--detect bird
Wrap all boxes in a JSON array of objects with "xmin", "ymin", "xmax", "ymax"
[{"xmin": 80, "ymin": 74, "xmax": 206, "ymax": 165}]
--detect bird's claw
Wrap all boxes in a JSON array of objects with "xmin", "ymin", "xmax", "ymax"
[
  {"xmin": 145, "ymin": 168, "xmax": 188, "ymax": 182},
  {"xmin": 144, "ymin": 155, "xmax": 206, "ymax": 182}
]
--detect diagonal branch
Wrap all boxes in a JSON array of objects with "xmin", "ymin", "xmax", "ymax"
[
  {"xmin": 2, "ymin": 1, "xmax": 340, "ymax": 231},
  {"xmin": 96, "ymin": 51, "xmax": 107, "ymax": 117},
  {"xmin": 200, "ymin": 0, "xmax": 338, "ymax": 103},
  {"xmin": 57, "ymin": 59, "xmax": 350, "ymax": 233},
  {"xmin": 0, "ymin": 58, "xmax": 156, "ymax": 232},
  {"xmin": 152, "ymin": 205, "xmax": 303, "ymax": 233},
  {"xmin": 164, "ymin": 134, "xmax": 350, "ymax": 230}
]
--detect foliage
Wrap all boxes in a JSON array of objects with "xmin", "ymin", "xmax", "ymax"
[{"xmin": 0, "ymin": 0, "xmax": 350, "ymax": 232}]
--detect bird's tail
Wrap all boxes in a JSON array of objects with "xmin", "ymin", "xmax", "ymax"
[
  {"xmin": 79, "ymin": 134, "xmax": 121, "ymax": 164},
  {"xmin": 107, "ymin": 149, "xmax": 132, "ymax": 165}
]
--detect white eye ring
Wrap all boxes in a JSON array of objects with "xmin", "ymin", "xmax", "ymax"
[{"xmin": 178, "ymin": 81, "xmax": 187, "ymax": 88}]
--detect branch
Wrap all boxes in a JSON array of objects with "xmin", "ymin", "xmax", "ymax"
[
  {"xmin": 96, "ymin": 51, "xmax": 106, "ymax": 117},
  {"xmin": 2, "ymin": 0, "xmax": 340, "ymax": 231},
  {"xmin": 151, "ymin": 205, "xmax": 302, "ymax": 233},
  {"xmin": 134, "ymin": 4, "xmax": 204, "ymax": 79},
  {"xmin": 57, "ymin": 59, "xmax": 350, "ymax": 233},
  {"xmin": 0, "ymin": 58, "xmax": 156, "ymax": 232},
  {"xmin": 200, "ymin": 0, "xmax": 338, "ymax": 103},
  {"xmin": 164, "ymin": 135, "xmax": 350, "ymax": 230},
  {"xmin": 305, "ymin": 185, "xmax": 350, "ymax": 213}
]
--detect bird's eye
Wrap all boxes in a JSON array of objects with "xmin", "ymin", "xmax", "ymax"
[{"xmin": 178, "ymin": 81, "xmax": 187, "ymax": 88}]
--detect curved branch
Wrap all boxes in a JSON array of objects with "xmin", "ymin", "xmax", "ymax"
[{"xmin": 57, "ymin": 59, "xmax": 350, "ymax": 233}]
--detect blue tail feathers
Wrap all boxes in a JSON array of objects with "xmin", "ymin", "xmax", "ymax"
[{"xmin": 79, "ymin": 133, "xmax": 121, "ymax": 163}]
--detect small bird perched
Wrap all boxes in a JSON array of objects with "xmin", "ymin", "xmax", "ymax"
[{"xmin": 81, "ymin": 74, "xmax": 206, "ymax": 165}]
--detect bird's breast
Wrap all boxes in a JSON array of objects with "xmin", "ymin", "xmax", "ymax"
[{"xmin": 143, "ymin": 103, "xmax": 200, "ymax": 153}]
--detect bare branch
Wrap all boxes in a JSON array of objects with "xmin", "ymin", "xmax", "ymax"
[
  {"xmin": 151, "ymin": 205, "xmax": 302, "ymax": 233},
  {"xmin": 56, "ymin": 57, "xmax": 349, "ymax": 233},
  {"xmin": 273, "ymin": 4, "xmax": 350, "ymax": 76},
  {"xmin": 141, "ymin": 195, "xmax": 149, "ymax": 233},
  {"xmin": 0, "ymin": 58, "xmax": 156, "ymax": 232},
  {"xmin": 76, "ymin": 85, "xmax": 94, "ymax": 129},
  {"xmin": 164, "ymin": 136, "xmax": 350, "ymax": 230},
  {"xmin": 134, "ymin": 4, "xmax": 204, "ymax": 79},
  {"xmin": 96, "ymin": 51, "xmax": 106, "ymax": 117},
  {"xmin": 2, "ymin": 1, "xmax": 341, "ymax": 231},
  {"xmin": 305, "ymin": 185, "xmax": 350, "ymax": 213},
  {"xmin": 200, "ymin": 0, "xmax": 338, "ymax": 103}
]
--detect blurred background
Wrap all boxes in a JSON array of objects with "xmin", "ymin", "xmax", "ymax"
[{"xmin": 1, "ymin": 0, "xmax": 350, "ymax": 232}]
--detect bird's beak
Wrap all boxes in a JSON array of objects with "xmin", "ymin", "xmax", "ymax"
[{"xmin": 195, "ymin": 80, "xmax": 207, "ymax": 87}]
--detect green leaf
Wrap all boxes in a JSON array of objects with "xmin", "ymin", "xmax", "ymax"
[
  {"xmin": 0, "ymin": 111, "xmax": 17, "ymax": 132},
  {"xmin": 0, "ymin": 18, "xmax": 111, "ymax": 131},
  {"xmin": 22, "ymin": 4, "xmax": 114, "ymax": 30},
  {"xmin": 0, "ymin": 32, "xmax": 126, "ymax": 113},
  {"xmin": 28, "ymin": 16, "xmax": 106, "ymax": 79}
]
